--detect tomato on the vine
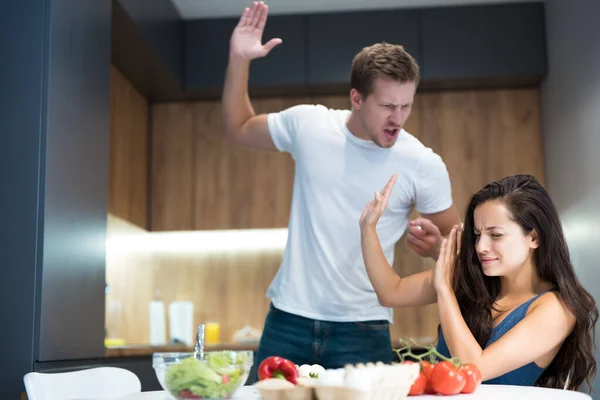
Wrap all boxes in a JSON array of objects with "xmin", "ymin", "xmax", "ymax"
[
  {"xmin": 401, "ymin": 361, "xmax": 427, "ymax": 395},
  {"xmin": 394, "ymin": 342, "xmax": 483, "ymax": 396},
  {"xmin": 420, "ymin": 360, "xmax": 437, "ymax": 394},
  {"xmin": 430, "ymin": 360, "xmax": 466, "ymax": 395},
  {"xmin": 459, "ymin": 363, "xmax": 482, "ymax": 394}
]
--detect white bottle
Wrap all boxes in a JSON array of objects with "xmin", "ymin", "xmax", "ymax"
[
  {"xmin": 169, "ymin": 301, "xmax": 195, "ymax": 346},
  {"xmin": 149, "ymin": 290, "xmax": 166, "ymax": 346}
]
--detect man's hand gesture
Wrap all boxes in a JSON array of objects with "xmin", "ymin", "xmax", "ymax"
[{"xmin": 230, "ymin": 1, "xmax": 282, "ymax": 61}]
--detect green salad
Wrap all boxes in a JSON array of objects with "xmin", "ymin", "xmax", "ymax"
[{"xmin": 165, "ymin": 351, "xmax": 250, "ymax": 399}]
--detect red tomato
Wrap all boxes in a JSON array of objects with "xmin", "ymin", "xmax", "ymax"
[
  {"xmin": 459, "ymin": 364, "xmax": 482, "ymax": 394},
  {"xmin": 420, "ymin": 360, "xmax": 437, "ymax": 394},
  {"xmin": 408, "ymin": 371, "xmax": 427, "ymax": 395},
  {"xmin": 430, "ymin": 361, "xmax": 466, "ymax": 395},
  {"xmin": 402, "ymin": 361, "xmax": 427, "ymax": 395},
  {"xmin": 178, "ymin": 389, "xmax": 201, "ymax": 399}
]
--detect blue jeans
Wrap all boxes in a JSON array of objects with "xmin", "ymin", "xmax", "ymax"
[{"xmin": 255, "ymin": 303, "xmax": 393, "ymax": 378}]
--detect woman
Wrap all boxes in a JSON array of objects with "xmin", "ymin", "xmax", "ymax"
[{"xmin": 360, "ymin": 174, "xmax": 597, "ymax": 390}]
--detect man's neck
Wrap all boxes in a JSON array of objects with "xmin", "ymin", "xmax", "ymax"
[{"xmin": 346, "ymin": 111, "xmax": 370, "ymax": 141}]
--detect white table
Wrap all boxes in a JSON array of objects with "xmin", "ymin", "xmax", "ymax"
[
  {"xmin": 115, "ymin": 384, "xmax": 592, "ymax": 399},
  {"xmin": 113, "ymin": 386, "xmax": 260, "ymax": 400}
]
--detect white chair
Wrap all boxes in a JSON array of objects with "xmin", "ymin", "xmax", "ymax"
[{"xmin": 24, "ymin": 366, "xmax": 142, "ymax": 400}]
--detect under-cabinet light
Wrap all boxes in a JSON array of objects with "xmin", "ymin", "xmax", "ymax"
[{"xmin": 106, "ymin": 228, "xmax": 289, "ymax": 254}]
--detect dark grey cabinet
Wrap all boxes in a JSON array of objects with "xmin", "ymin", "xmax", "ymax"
[
  {"xmin": 420, "ymin": 3, "xmax": 547, "ymax": 84},
  {"xmin": 2, "ymin": 0, "xmax": 111, "ymax": 397},
  {"xmin": 116, "ymin": 2, "xmax": 548, "ymax": 100},
  {"xmin": 185, "ymin": 15, "xmax": 307, "ymax": 91},
  {"xmin": 251, "ymin": 15, "xmax": 307, "ymax": 87},
  {"xmin": 306, "ymin": 10, "xmax": 420, "ymax": 86},
  {"xmin": 185, "ymin": 18, "xmax": 237, "ymax": 90},
  {"xmin": 119, "ymin": 0, "xmax": 183, "ymax": 81}
]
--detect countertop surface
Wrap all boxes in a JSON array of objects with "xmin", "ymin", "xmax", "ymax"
[
  {"xmin": 105, "ymin": 341, "xmax": 260, "ymax": 357},
  {"xmin": 105, "ymin": 338, "xmax": 433, "ymax": 357}
]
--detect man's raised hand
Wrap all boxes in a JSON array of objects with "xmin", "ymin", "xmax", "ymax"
[{"xmin": 230, "ymin": 1, "xmax": 282, "ymax": 61}]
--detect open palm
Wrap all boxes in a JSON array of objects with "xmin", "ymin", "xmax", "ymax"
[
  {"xmin": 230, "ymin": 2, "xmax": 282, "ymax": 60},
  {"xmin": 360, "ymin": 174, "xmax": 398, "ymax": 229},
  {"xmin": 434, "ymin": 225, "xmax": 461, "ymax": 291}
]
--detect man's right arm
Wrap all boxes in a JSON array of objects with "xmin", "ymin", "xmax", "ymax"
[
  {"xmin": 220, "ymin": 2, "xmax": 282, "ymax": 152},
  {"xmin": 221, "ymin": 58, "xmax": 276, "ymax": 151}
]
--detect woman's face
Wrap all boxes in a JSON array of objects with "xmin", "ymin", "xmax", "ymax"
[{"xmin": 473, "ymin": 200, "xmax": 538, "ymax": 277}]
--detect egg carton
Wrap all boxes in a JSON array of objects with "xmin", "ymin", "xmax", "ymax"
[
  {"xmin": 257, "ymin": 362, "xmax": 419, "ymax": 400},
  {"xmin": 257, "ymin": 385, "xmax": 315, "ymax": 400}
]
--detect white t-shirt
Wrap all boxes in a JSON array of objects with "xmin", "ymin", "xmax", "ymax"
[{"xmin": 266, "ymin": 104, "xmax": 453, "ymax": 323}]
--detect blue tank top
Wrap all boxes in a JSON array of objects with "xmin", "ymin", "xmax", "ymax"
[{"xmin": 436, "ymin": 288, "xmax": 557, "ymax": 386}]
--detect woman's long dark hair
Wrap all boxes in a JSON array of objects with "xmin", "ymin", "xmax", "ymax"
[{"xmin": 453, "ymin": 174, "xmax": 598, "ymax": 391}]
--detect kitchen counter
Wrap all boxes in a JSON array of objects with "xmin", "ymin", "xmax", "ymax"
[
  {"xmin": 105, "ymin": 338, "xmax": 433, "ymax": 358},
  {"xmin": 105, "ymin": 341, "xmax": 260, "ymax": 357}
]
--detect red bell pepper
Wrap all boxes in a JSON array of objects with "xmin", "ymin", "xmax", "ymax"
[{"xmin": 258, "ymin": 356, "xmax": 299, "ymax": 385}]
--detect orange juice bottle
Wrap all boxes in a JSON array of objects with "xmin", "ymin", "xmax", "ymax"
[{"xmin": 205, "ymin": 322, "xmax": 221, "ymax": 345}]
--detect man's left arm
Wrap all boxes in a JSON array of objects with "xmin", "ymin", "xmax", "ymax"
[
  {"xmin": 408, "ymin": 151, "xmax": 461, "ymax": 259},
  {"xmin": 422, "ymin": 207, "xmax": 461, "ymax": 237},
  {"xmin": 407, "ymin": 207, "xmax": 461, "ymax": 259}
]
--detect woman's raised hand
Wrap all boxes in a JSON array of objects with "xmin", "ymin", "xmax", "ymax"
[
  {"xmin": 434, "ymin": 224, "xmax": 462, "ymax": 292},
  {"xmin": 359, "ymin": 174, "xmax": 398, "ymax": 230}
]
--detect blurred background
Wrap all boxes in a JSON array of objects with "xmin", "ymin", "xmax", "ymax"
[{"xmin": 2, "ymin": 0, "xmax": 599, "ymax": 397}]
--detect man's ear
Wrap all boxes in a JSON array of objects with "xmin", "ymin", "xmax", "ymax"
[
  {"xmin": 530, "ymin": 229, "xmax": 540, "ymax": 249},
  {"xmin": 349, "ymin": 88, "xmax": 363, "ymax": 110}
]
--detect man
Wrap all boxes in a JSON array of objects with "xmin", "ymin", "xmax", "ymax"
[{"xmin": 221, "ymin": 1, "xmax": 461, "ymax": 369}]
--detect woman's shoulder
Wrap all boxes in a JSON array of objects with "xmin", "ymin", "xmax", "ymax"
[{"xmin": 528, "ymin": 287, "xmax": 575, "ymax": 327}]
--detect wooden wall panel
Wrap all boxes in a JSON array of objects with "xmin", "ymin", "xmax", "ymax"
[
  {"xmin": 151, "ymin": 104, "xmax": 196, "ymax": 230},
  {"xmin": 107, "ymin": 88, "xmax": 545, "ymax": 347},
  {"xmin": 419, "ymin": 88, "xmax": 545, "ymax": 219},
  {"xmin": 192, "ymin": 97, "xmax": 306, "ymax": 230},
  {"xmin": 108, "ymin": 65, "xmax": 149, "ymax": 228}
]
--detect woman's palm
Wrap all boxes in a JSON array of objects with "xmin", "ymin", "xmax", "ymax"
[{"xmin": 359, "ymin": 174, "xmax": 398, "ymax": 229}]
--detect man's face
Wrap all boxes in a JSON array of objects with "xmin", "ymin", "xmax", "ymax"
[{"xmin": 351, "ymin": 76, "xmax": 416, "ymax": 148}]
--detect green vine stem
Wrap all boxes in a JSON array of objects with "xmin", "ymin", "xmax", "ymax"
[{"xmin": 393, "ymin": 338, "xmax": 463, "ymax": 368}]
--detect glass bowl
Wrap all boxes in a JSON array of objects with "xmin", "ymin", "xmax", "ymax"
[{"xmin": 153, "ymin": 351, "xmax": 253, "ymax": 399}]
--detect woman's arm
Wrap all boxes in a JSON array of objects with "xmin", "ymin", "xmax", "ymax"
[
  {"xmin": 435, "ymin": 228, "xmax": 576, "ymax": 381},
  {"xmin": 359, "ymin": 174, "xmax": 437, "ymax": 307},
  {"xmin": 361, "ymin": 226, "xmax": 436, "ymax": 307},
  {"xmin": 438, "ymin": 288, "xmax": 574, "ymax": 381}
]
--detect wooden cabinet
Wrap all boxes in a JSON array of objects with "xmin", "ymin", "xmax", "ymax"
[
  {"xmin": 150, "ymin": 103, "xmax": 196, "ymax": 231},
  {"xmin": 108, "ymin": 65, "xmax": 149, "ymax": 229}
]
